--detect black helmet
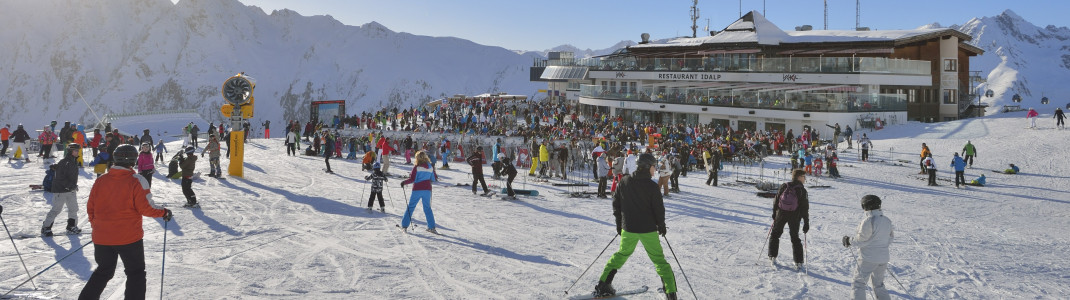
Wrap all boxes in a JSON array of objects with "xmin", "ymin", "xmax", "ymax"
[
  {"xmin": 861, "ymin": 195, "xmax": 882, "ymax": 211},
  {"xmin": 185, "ymin": 146, "xmax": 196, "ymax": 154},
  {"xmin": 113, "ymin": 144, "xmax": 139, "ymax": 167},
  {"xmin": 636, "ymin": 153, "xmax": 657, "ymax": 170},
  {"xmin": 65, "ymin": 143, "xmax": 80, "ymax": 157}
]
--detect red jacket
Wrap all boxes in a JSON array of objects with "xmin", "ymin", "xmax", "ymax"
[{"xmin": 87, "ymin": 167, "xmax": 167, "ymax": 245}]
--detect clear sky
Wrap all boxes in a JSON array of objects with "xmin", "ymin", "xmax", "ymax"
[{"xmin": 212, "ymin": 0, "xmax": 1067, "ymax": 51}]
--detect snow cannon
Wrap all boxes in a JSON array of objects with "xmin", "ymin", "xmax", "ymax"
[{"xmin": 220, "ymin": 72, "xmax": 256, "ymax": 177}]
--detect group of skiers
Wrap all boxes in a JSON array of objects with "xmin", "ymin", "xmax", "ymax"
[{"xmin": 917, "ymin": 141, "xmax": 990, "ymax": 188}]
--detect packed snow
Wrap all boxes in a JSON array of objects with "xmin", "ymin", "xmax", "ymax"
[{"xmin": 2, "ymin": 113, "xmax": 1069, "ymax": 299}]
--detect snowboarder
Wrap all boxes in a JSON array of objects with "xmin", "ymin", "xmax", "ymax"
[
  {"xmin": 400, "ymin": 151, "xmax": 440, "ymax": 233},
  {"xmin": 136, "ymin": 143, "xmax": 156, "ymax": 188},
  {"xmin": 594, "ymin": 153, "xmax": 677, "ymax": 299},
  {"xmin": 1026, "ymin": 107, "xmax": 1039, "ymax": 128},
  {"xmin": 842, "ymin": 195, "xmax": 895, "ymax": 300},
  {"xmin": 844, "ymin": 125, "xmax": 854, "ymax": 149},
  {"xmin": 769, "ymin": 169, "xmax": 810, "ymax": 270},
  {"xmin": 79, "ymin": 144, "xmax": 172, "ymax": 299},
  {"xmin": 467, "ymin": 146, "xmax": 490, "ymax": 196},
  {"xmin": 950, "ymin": 153, "xmax": 967, "ymax": 188},
  {"xmin": 923, "ymin": 153, "xmax": 937, "ymax": 186},
  {"xmin": 365, "ymin": 162, "xmax": 388, "ymax": 212},
  {"xmin": 967, "ymin": 174, "xmax": 986, "ymax": 187},
  {"xmin": 201, "ymin": 135, "xmax": 222, "ymax": 177},
  {"xmin": 502, "ymin": 156, "xmax": 518, "ymax": 200},
  {"xmin": 41, "ymin": 144, "xmax": 82, "ymax": 237},
  {"xmin": 1004, "ymin": 163, "xmax": 1020, "ymax": 174},
  {"xmin": 961, "ymin": 141, "xmax": 977, "ymax": 168},
  {"xmin": 1055, "ymin": 108, "xmax": 1066, "ymax": 129},
  {"xmin": 180, "ymin": 146, "xmax": 199, "ymax": 207}
]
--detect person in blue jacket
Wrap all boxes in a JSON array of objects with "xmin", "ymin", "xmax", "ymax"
[
  {"xmin": 967, "ymin": 174, "xmax": 986, "ymax": 187},
  {"xmin": 950, "ymin": 153, "xmax": 967, "ymax": 188},
  {"xmin": 803, "ymin": 152, "xmax": 814, "ymax": 175},
  {"xmin": 1004, "ymin": 164, "xmax": 1020, "ymax": 174}
]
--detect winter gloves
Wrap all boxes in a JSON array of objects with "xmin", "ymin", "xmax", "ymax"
[
  {"xmin": 842, "ymin": 236, "xmax": 851, "ymax": 248},
  {"xmin": 616, "ymin": 223, "xmax": 622, "ymax": 235},
  {"xmin": 802, "ymin": 218, "xmax": 809, "ymax": 233},
  {"xmin": 163, "ymin": 209, "xmax": 173, "ymax": 222},
  {"xmin": 0, "ymin": 204, "xmax": 3, "ymax": 214},
  {"xmin": 658, "ymin": 226, "xmax": 667, "ymax": 237}
]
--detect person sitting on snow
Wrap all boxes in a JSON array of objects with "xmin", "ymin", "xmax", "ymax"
[
  {"xmin": 1004, "ymin": 164, "xmax": 1020, "ymax": 174},
  {"xmin": 967, "ymin": 174, "xmax": 986, "ymax": 187}
]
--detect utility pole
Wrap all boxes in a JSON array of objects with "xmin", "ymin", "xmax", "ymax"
[
  {"xmin": 856, "ymin": 0, "xmax": 860, "ymax": 30},
  {"xmin": 690, "ymin": 0, "xmax": 700, "ymax": 38},
  {"xmin": 824, "ymin": 0, "xmax": 829, "ymax": 30}
]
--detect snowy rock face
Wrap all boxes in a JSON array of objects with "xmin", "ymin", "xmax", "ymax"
[
  {"xmin": 0, "ymin": 0, "xmax": 542, "ymax": 127},
  {"xmin": 955, "ymin": 9, "xmax": 1070, "ymax": 113}
]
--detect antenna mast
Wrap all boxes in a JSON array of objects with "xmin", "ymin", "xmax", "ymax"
[
  {"xmin": 690, "ymin": 0, "xmax": 700, "ymax": 38},
  {"xmin": 824, "ymin": 0, "xmax": 828, "ymax": 30},
  {"xmin": 856, "ymin": 0, "xmax": 861, "ymax": 29}
]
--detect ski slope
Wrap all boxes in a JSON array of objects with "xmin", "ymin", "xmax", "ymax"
[{"xmin": 1, "ymin": 113, "xmax": 1068, "ymax": 299}]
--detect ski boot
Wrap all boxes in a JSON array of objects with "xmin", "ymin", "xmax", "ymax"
[
  {"xmin": 366, "ymin": 207, "xmax": 374, "ymax": 211},
  {"xmin": 41, "ymin": 225, "xmax": 53, "ymax": 237},
  {"xmin": 794, "ymin": 262, "xmax": 805, "ymax": 272},
  {"xmin": 379, "ymin": 207, "xmax": 385, "ymax": 213},
  {"xmin": 65, "ymin": 218, "xmax": 82, "ymax": 234},
  {"xmin": 593, "ymin": 269, "xmax": 616, "ymax": 297},
  {"xmin": 425, "ymin": 228, "xmax": 439, "ymax": 234}
]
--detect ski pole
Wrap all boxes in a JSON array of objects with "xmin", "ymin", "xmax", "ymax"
[
  {"xmin": 563, "ymin": 234, "xmax": 617, "ymax": 296},
  {"xmin": 886, "ymin": 263, "xmax": 909, "ymax": 295},
  {"xmin": 663, "ymin": 235, "xmax": 698, "ymax": 300},
  {"xmin": 803, "ymin": 232, "xmax": 809, "ymax": 275},
  {"xmin": 1, "ymin": 210, "xmax": 37, "ymax": 290},
  {"xmin": 3, "ymin": 240, "xmax": 92, "ymax": 298},
  {"xmin": 758, "ymin": 221, "xmax": 773, "ymax": 264},
  {"xmin": 160, "ymin": 219, "xmax": 168, "ymax": 300}
]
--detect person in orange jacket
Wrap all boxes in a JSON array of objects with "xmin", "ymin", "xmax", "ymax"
[
  {"xmin": 919, "ymin": 143, "xmax": 931, "ymax": 174},
  {"xmin": 0, "ymin": 124, "xmax": 10, "ymax": 157},
  {"xmin": 79, "ymin": 144, "xmax": 171, "ymax": 299}
]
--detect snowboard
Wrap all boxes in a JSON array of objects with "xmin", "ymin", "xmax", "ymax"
[
  {"xmin": 503, "ymin": 188, "xmax": 539, "ymax": 196},
  {"xmin": 756, "ymin": 191, "xmax": 776, "ymax": 198},
  {"xmin": 567, "ymin": 286, "xmax": 649, "ymax": 300}
]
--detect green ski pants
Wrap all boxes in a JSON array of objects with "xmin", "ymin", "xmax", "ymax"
[{"xmin": 599, "ymin": 230, "xmax": 676, "ymax": 293}]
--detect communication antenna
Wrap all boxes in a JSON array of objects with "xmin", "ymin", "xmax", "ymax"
[
  {"xmin": 690, "ymin": 0, "xmax": 700, "ymax": 38},
  {"xmin": 856, "ymin": 0, "xmax": 860, "ymax": 29},
  {"xmin": 824, "ymin": 0, "xmax": 828, "ymax": 30}
]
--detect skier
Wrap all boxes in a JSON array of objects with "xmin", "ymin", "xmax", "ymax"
[
  {"xmin": 365, "ymin": 162, "xmax": 388, "ymax": 212},
  {"xmin": 323, "ymin": 130, "xmax": 335, "ymax": 174},
  {"xmin": 827, "ymin": 154, "xmax": 841, "ymax": 178},
  {"xmin": 10, "ymin": 124, "xmax": 31, "ymax": 161},
  {"xmin": 403, "ymin": 135, "xmax": 414, "ymax": 164},
  {"xmin": 262, "ymin": 120, "xmax": 270, "ymax": 139},
  {"xmin": 669, "ymin": 154, "xmax": 681, "ymax": 193},
  {"xmin": 844, "ymin": 125, "xmax": 854, "ymax": 149},
  {"xmin": 38, "ymin": 126, "xmax": 57, "ymax": 158},
  {"xmin": 467, "ymin": 146, "xmax": 490, "ymax": 196},
  {"xmin": 596, "ymin": 154, "xmax": 610, "ymax": 198},
  {"xmin": 842, "ymin": 195, "xmax": 895, "ymax": 300},
  {"xmin": 491, "ymin": 138, "xmax": 502, "ymax": 178},
  {"xmin": 400, "ymin": 151, "xmax": 440, "ymax": 234},
  {"xmin": 140, "ymin": 129, "xmax": 153, "ymax": 146},
  {"xmin": 950, "ymin": 152, "xmax": 967, "ymax": 188},
  {"xmin": 593, "ymin": 153, "xmax": 676, "ymax": 299},
  {"xmin": 90, "ymin": 128, "xmax": 102, "ymax": 158},
  {"xmin": 154, "ymin": 140, "xmax": 167, "ymax": 164},
  {"xmin": 1026, "ymin": 107, "xmax": 1039, "ymax": 128},
  {"xmin": 705, "ymin": 147, "xmax": 721, "ymax": 186},
  {"xmin": 859, "ymin": 134, "xmax": 872, "ymax": 162},
  {"xmin": 41, "ymin": 144, "xmax": 82, "ymax": 237},
  {"xmin": 769, "ymin": 169, "xmax": 810, "ymax": 270},
  {"xmin": 923, "ymin": 153, "xmax": 937, "ymax": 186},
  {"xmin": 538, "ymin": 141, "xmax": 550, "ymax": 177},
  {"xmin": 803, "ymin": 151, "xmax": 814, "ymax": 175},
  {"xmin": 967, "ymin": 174, "xmax": 986, "ymax": 187},
  {"xmin": 201, "ymin": 135, "xmax": 222, "ymax": 177},
  {"xmin": 440, "ymin": 137, "xmax": 451, "ymax": 170},
  {"xmin": 502, "ymin": 156, "xmax": 518, "ymax": 200},
  {"xmin": 189, "ymin": 122, "xmax": 200, "ymax": 148},
  {"xmin": 918, "ymin": 143, "xmax": 931, "ymax": 174},
  {"xmin": 657, "ymin": 154, "xmax": 671, "ymax": 196},
  {"xmin": 377, "ymin": 136, "xmax": 394, "ymax": 175},
  {"xmin": 1055, "ymin": 108, "xmax": 1066, "ymax": 129},
  {"xmin": 286, "ymin": 128, "xmax": 297, "ymax": 156},
  {"xmin": 961, "ymin": 141, "xmax": 977, "ymax": 168},
  {"xmin": 136, "ymin": 143, "xmax": 156, "ymax": 188},
  {"xmin": 79, "ymin": 144, "xmax": 172, "ymax": 299},
  {"xmin": 180, "ymin": 146, "xmax": 199, "ymax": 207}
]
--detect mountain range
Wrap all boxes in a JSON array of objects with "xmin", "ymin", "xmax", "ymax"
[{"xmin": 0, "ymin": 2, "xmax": 1064, "ymax": 129}]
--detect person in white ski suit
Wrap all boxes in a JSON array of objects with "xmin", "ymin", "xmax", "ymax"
[{"xmin": 843, "ymin": 195, "xmax": 895, "ymax": 300}]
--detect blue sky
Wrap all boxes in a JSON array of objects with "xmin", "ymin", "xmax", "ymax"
[{"xmin": 222, "ymin": 0, "xmax": 1066, "ymax": 51}]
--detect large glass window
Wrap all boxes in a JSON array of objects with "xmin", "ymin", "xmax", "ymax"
[{"xmin": 943, "ymin": 89, "xmax": 957, "ymax": 104}]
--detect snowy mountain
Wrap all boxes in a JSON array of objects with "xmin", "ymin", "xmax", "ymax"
[
  {"xmin": 0, "ymin": 0, "xmax": 543, "ymax": 128},
  {"xmin": 954, "ymin": 10, "xmax": 1070, "ymax": 113},
  {"xmin": 526, "ymin": 41, "xmax": 637, "ymax": 58}
]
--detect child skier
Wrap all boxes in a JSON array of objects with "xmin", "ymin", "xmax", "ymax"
[
  {"xmin": 154, "ymin": 139, "xmax": 167, "ymax": 164},
  {"xmin": 813, "ymin": 156, "xmax": 824, "ymax": 177},
  {"xmin": 136, "ymin": 143, "xmax": 156, "ymax": 187},
  {"xmin": 90, "ymin": 145, "xmax": 111, "ymax": 178},
  {"xmin": 364, "ymin": 162, "xmax": 388, "ymax": 212}
]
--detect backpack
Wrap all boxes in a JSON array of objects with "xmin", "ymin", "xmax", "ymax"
[
  {"xmin": 43, "ymin": 167, "xmax": 56, "ymax": 192},
  {"xmin": 778, "ymin": 183, "xmax": 800, "ymax": 211}
]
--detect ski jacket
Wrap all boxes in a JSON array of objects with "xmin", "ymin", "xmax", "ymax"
[
  {"xmin": 467, "ymin": 152, "xmax": 485, "ymax": 176},
  {"xmin": 849, "ymin": 210, "xmax": 895, "ymax": 263},
  {"xmin": 12, "ymin": 127, "xmax": 30, "ymax": 143},
  {"xmin": 401, "ymin": 163, "xmax": 438, "ymax": 191},
  {"xmin": 492, "ymin": 143, "xmax": 501, "ymax": 162},
  {"xmin": 597, "ymin": 156, "xmax": 610, "ymax": 177},
  {"xmin": 920, "ymin": 147, "xmax": 931, "ymax": 159},
  {"xmin": 202, "ymin": 139, "xmax": 221, "ymax": 158},
  {"xmin": 363, "ymin": 151, "xmax": 376, "ymax": 164},
  {"xmin": 623, "ymin": 154, "xmax": 637, "ymax": 175},
  {"xmin": 180, "ymin": 155, "xmax": 197, "ymax": 178},
  {"xmin": 950, "ymin": 156, "xmax": 966, "ymax": 171},
  {"xmin": 365, "ymin": 171, "xmax": 388, "ymax": 193},
  {"xmin": 1056, "ymin": 109, "xmax": 1066, "ymax": 120},
  {"xmin": 972, "ymin": 175, "xmax": 986, "ymax": 186},
  {"xmin": 1026, "ymin": 109, "xmax": 1039, "ymax": 118},
  {"xmin": 962, "ymin": 143, "xmax": 976, "ymax": 156},
  {"xmin": 613, "ymin": 156, "xmax": 624, "ymax": 175},
  {"xmin": 773, "ymin": 181, "xmax": 809, "ymax": 221},
  {"xmin": 504, "ymin": 160, "xmax": 518, "ymax": 177},
  {"xmin": 286, "ymin": 131, "xmax": 297, "ymax": 144},
  {"xmin": 155, "ymin": 142, "xmax": 167, "ymax": 154},
  {"xmin": 51, "ymin": 156, "xmax": 80, "ymax": 193},
  {"xmin": 0, "ymin": 127, "xmax": 8, "ymax": 140},
  {"xmin": 860, "ymin": 138, "xmax": 871, "ymax": 150},
  {"xmin": 613, "ymin": 172, "xmax": 666, "ymax": 234},
  {"xmin": 38, "ymin": 130, "xmax": 57, "ymax": 145},
  {"xmin": 141, "ymin": 133, "xmax": 153, "ymax": 146},
  {"xmin": 539, "ymin": 144, "xmax": 549, "ymax": 162},
  {"xmin": 923, "ymin": 157, "xmax": 936, "ymax": 170},
  {"xmin": 137, "ymin": 153, "xmax": 154, "ymax": 172},
  {"xmin": 87, "ymin": 167, "xmax": 167, "ymax": 246},
  {"xmin": 804, "ymin": 154, "xmax": 814, "ymax": 166},
  {"xmin": 90, "ymin": 133, "xmax": 102, "ymax": 148}
]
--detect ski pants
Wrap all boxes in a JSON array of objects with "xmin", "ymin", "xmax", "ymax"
[
  {"xmin": 658, "ymin": 176, "xmax": 670, "ymax": 195},
  {"xmin": 954, "ymin": 171, "xmax": 965, "ymax": 187},
  {"xmin": 43, "ymin": 191, "xmax": 78, "ymax": 228},
  {"xmin": 597, "ymin": 176, "xmax": 608, "ymax": 197},
  {"xmin": 287, "ymin": 143, "xmax": 296, "ymax": 156},
  {"xmin": 1058, "ymin": 117, "xmax": 1066, "ymax": 127},
  {"xmin": 382, "ymin": 156, "xmax": 391, "ymax": 174},
  {"xmin": 79, "ymin": 240, "xmax": 146, "ymax": 300},
  {"xmin": 138, "ymin": 170, "xmax": 154, "ymax": 188},
  {"xmin": 670, "ymin": 170, "xmax": 680, "ymax": 191},
  {"xmin": 600, "ymin": 230, "xmax": 676, "ymax": 293},
  {"xmin": 324, "ymin": 156, "xmax": 332, "ymax": 172},
  {"xmin": 861, "ymin": 149, "xmax": 869, "ymax": 161},
  {"xmin": 506, "ymin": 173, "xmax": 517, "ymax": 197},
  {"xmin": 405, "ymin": 149, "xmax": 413, "ymax": 164},
  {"xmin": 529, "ymin": 157, "xmax": 539, "ymax": 175},
  {"xmin": 182, "ymin": 177, "xmax": 196, "ymax": 205},
  {"xmin": 706, "ymin": 170, "xmax": 718, "ymax": 186},
  {"xmin": 927, "ymin": 169, "xmax": 937, "ymax": 185},
  {"xmin": 367, "ymin": 191, "xmax": 384, "ymax": 208},
  {"xmin": 40, "ymin": 143, "xmax": 53, "ymax": 157},
  {"xmin": 472, "ymin": 174, "xmax": 488, "ymax": 194},
  {"xmin": 1, "ymin": 139, "xmax": 7, "ymax": 156},
  {"xmin": 964, "ymin": 155, "xmax": 974, "ymax": 167},
  {"xmin": 769, "ymin": 214, "xmax": 804, "ymax": 264},
  {"xmin": 401, "ymin": 190, "xmax": 436, "ymax": 229},
  {"xmin": 264, "ymin": 129, "xmax": 270, "ymax": 139},
  {"xmin": 209, "ymin": 157, "xmax": 221, "ymax": 176},
  {"xmin": 852, "ymin": 259, "xmax": 890, "ymax": 300}
]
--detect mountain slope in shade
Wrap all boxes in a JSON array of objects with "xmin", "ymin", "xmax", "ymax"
[{"xmin": 0, "ymin": 0, "xmax": 542, "ymax": 127}]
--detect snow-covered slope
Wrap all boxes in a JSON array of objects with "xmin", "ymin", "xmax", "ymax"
[
  {"xmin": 0, "ymin": 0, "xmax": 542, "ymax": 128},
  {"xmin": 1, "ymin": 115, "xmax": 1068, "ymax": 299},
  {"xmin": 954, "ymin": 10, "xmax": 1070, "ymax": 113}
]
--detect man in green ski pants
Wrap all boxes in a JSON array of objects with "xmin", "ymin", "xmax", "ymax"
[{"xmin": 594, "ymin": 153, "xmax": 677, "ymax": 299}]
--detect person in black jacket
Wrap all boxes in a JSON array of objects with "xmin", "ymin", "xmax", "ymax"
[
  {"xmin": 467, "ymin": 146, "xmax": 490, "ymax": 195},
  {"xmin": 594, "ymin": 153, "xmax": 677, "ymax": 299},
  {"xmin": 41, "ymin": 144, "xmax": 82, "ymax": 236},
  {"xmin": 10, "ymin": 124, "xmax": 31, "ymax": 162},
  {"xmin": 769, "ymin": 169, "xmax": 810, "ymax": 269},
  {"xmin": 502, "ymin": 156, "xmax": 518, "ymax": 200}
]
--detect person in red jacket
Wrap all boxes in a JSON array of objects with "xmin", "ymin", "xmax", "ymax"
[
  {"xmin": 0, "ymin": 124, "xmax": 10, "ymax": 157},
  {"xmin": 80, "ymin": 144, "xmax": 172, "ymax": 299}
]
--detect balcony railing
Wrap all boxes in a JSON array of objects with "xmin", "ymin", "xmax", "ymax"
[
  {"xmin": 575, "ymin": 56, "xmax": 930, "ymax": 75},
  {"xmin": 580, "ymin": 84, "xmax": 907, "ymax": 112}
]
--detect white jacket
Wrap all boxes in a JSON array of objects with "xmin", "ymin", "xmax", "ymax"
[
  {"xmin": 623, "ymin": 154, "xmax": 637, "ymax": 175},
  {"xmin": 286, "ymin": 131, "xmax": 297, "ymax": 143},
  {"xmin": 851, "ymin": 210, "xmax": 895, "ymax": 263}
]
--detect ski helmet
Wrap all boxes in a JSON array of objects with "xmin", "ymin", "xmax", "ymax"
[
  {"xmin": 113, "ymin": 144, "xmax": 139, "ymax": 167},
  {"xmin": 373, "ymin": 162, "xmax": 381, "ymax": 169},
  {"xmin": 185, "ymin": 146, "xmax": 196, "ymax": 154},
  {"xmin": 65, "ymin": 143, "xmax": 80, "ymax": 157},
  {"xmin": 636, "ymin": 153, "xmax": 657, "ymax": 171},
  {"xmin": 861, "ymin": 195, "xmax": 882, "ymax": 211}
]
